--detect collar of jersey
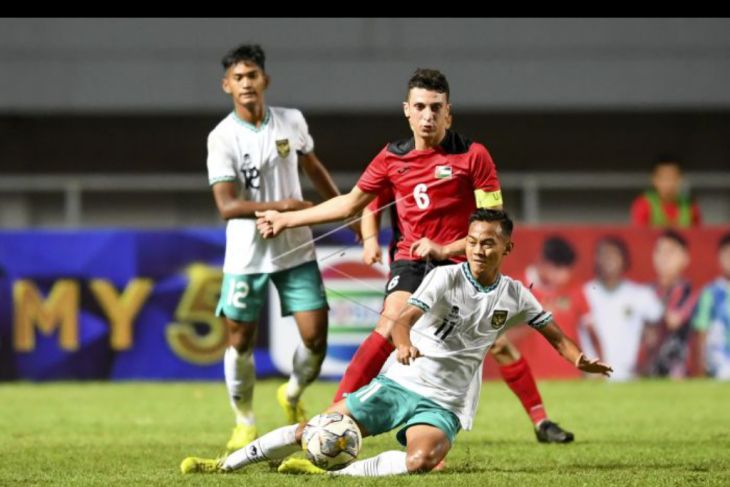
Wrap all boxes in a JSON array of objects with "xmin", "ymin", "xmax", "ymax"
[
  {"xmin": 232, "ymin": 107, "xmax": 271, "ymax": 132},
  {"xmin": 461, "ymin": 262, "xmax": 501, "ymax": 293}
]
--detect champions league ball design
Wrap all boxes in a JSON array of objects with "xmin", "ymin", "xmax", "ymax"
[{"xmin": 301, "ymin": 413, "xmax": 362, "ymax": 470}]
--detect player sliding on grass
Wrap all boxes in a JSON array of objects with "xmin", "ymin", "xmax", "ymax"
[
  {"xmin": 181, "ymin": 209, "xmax": 612, "ymax": 477},
  {"xmin": 257, "ymin": 68, "xmax": 577, "ymax": 443}
]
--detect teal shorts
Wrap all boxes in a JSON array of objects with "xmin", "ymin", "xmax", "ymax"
[
  {"xmin": 345, "ymin": 375, "xmax": 461, "ymax": 446},
  {"xmin": 215, "ymin": 260, "xmax": 328, "ymax": 323}
]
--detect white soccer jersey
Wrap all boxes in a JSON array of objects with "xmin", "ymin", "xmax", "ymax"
[
  {"xmin": 207, "ymin": 107, "xmax": 317, "ymax": 274},
  {"xmin": 384, "ymin": 263, "xmax": 553, "ymax": 429},
  {"xmin": 583, "ymin": 279, "xmax": 664, "ymax": 381}
]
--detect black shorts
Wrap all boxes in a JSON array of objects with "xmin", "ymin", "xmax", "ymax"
[{"xmin": 385, "ymin": 259, "xmax": 453, "ymax": 296}]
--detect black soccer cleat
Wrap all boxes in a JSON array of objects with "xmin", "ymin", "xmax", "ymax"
[{"xmin": 535, "ymin": 420, "xmax": 574, "ymax": 443}]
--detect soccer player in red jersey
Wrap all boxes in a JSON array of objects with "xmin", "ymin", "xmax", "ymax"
[{"xmin": 258, "ymin": 68, "xmax": 573, "ymax": 442}]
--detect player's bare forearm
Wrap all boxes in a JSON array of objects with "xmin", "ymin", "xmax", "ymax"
[
  {"xmin": 361, "ymin": 206, "xmax": 382, "ymax": 245},
  {"xmin": 538, "ymin": 321, "xmax": 613, "ymax": 376},
  {"xmin": 410, "ymin": 237, "xmax": 464, "ymax": 261},
  {"xmin": 211, "ymin": 182, "xmax": 310, "ymax": 219},
  {"xmin": 442, "ymin": 238, "xmax": 466, "ymax": 258},
  {"xmin": 391, "ymin": 305, "xmax": 424, "ymax": 365},
  {"xmin": 279, "ymin": 187, "xmax": 374, "ymax": 229},
  {"xmin": 539, "ymin": 322, "xmax": 582, "ymax": 364},
  {"xmin": 583, "ymin": 320, "xmax": 604, "ymax": 359},
  {"xmin": 389, "ymin": 305, "xmax": 422, "ymax": 346},
  {"xmin": 300, "ymin": 152, "xmax": 340, "ymax": 201},
  {"xmin": 361, "ymin": 206, "xmax": 383, "ymax": 264}
]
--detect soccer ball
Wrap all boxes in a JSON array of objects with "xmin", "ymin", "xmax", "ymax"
[{"xmin": 301, "ymin": 412, "xmax": 362, "ymax": 470}]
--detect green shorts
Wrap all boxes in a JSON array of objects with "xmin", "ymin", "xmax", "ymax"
[
  {"xmin": 345, "ymin": 375, "xmax": 461, "ymax": 446},
  {"xmin": 215, "ymin": 260, "xmax": 328, "ymax": 323}
]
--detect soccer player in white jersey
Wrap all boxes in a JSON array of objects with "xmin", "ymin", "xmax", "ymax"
[
  {"xmin": 206, "ymin": 44, "xmax": 347, "ymax": 451},
  {"xmin": 181, "ymin": 209, "xmax": 612, "ymax": 477}
]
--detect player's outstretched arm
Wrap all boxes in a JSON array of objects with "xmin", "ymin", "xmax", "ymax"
[
  {"xmin": 537, "ymin": 321, "xmax": 613, "ymax": 377},
  {"xmin": 211, "ymin": 181, "xmax": 312, "ymax": 219},
  {"xmin": 256, "ymin": 186, "xmax": 375, "ymax": 238},
  {"xmin": 300, "ymin": 152, "xmax": 362, "ymax": 241}
]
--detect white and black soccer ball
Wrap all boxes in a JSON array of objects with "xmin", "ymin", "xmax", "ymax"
[{"xmin": 301, "ymin": 412, "xmax": 362, "ymax": 470}]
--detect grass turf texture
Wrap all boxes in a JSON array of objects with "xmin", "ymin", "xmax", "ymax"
[{"xmin": 1, "ymin": 379, "xmax": 728, "ymax": 486}]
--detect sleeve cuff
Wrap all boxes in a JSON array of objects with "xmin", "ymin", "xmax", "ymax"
[
  {"xmin": 408, "ymin": 297, "xmax": 430, "ymax": 312},
  {"xmin": 528, "ymin": 311, "xmax": 553, "ymax": 329},
  {"xmin": 209, "ymin": 176, "xmax": 237, "ymax": 186}
]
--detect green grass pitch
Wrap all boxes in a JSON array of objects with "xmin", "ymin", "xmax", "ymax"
[{"xmin": 1, "ymin": 379, "xmax": 728, "ymax": 486}]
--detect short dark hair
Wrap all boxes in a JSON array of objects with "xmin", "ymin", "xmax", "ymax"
[
  {"xmin": 468, "ymin": 209, "xmax": 513, "ymax": 237},
  {"xmin": 542, "ymin": 236, "xmax": 577, "ymax": 267},
  {"xmin": 718, "ymin": 232, "xmax": 730, "ymax": 251},
  {"xmin": 407, "ymin": 68, "xmax": 450, "ymax": 101},
  {"xmin": 658, "ymin": 229, "xmax": 689, "ymax": 250},
  {"xmin": 596, "ymin": 236, "xmax": 631, "ymax": 271},
  {"xmin": 652, "ymin": 154, "xmax": 682, "ymax": 172},
  {"xmin": 222, "ymin": 44, "xmax": 266, "ymax": 72}
]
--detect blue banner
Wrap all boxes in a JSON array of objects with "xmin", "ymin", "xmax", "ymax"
[{"xmin": 0, "ymin": 229, "xmax": 277, "ymax": 381}]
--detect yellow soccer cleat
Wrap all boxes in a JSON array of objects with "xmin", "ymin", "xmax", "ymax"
[
  {"xmin": 277, "ymin": 457, "xmax": 326, "ymax": 475},
  {"xmin": 277, "ymin": 383, "xmax": 306, "ymax": 425},
  {"xmin": 226, "ymin": 423, "xmax": 257, "ymax": 452},
  {"xmin": 180, "ymin": 456, "xmax": 223, "ymax": 474}
]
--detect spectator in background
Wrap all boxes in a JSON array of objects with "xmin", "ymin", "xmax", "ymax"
[
  {"xmin": 522, "ymin": 236, "xmax": 599, "ymax": 378},
  {"xmin": 640, "ymin": 231, "xmax": 697, "ymax": 378},
  {"xmin": 584, "ymin": 237, "xmax": 664, "ymax": 381},
  {"xmin": 692, "ymin": 233, "xmax": 730, "ymax": 379},
  {"xmin": 630, "ymin": 156, "xmax": 702, "ymax": 228}
]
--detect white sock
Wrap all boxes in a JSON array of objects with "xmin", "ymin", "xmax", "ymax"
[
  {"xmin": 222, "ymin": 424, "xmax": 300, "ymax": 471},
  {"xmin": 285, "ymin": 344, "xmax": 325, "ymax": 403},
  {"xmin": 224, "ymin": 346, "xmax": 256, "ymax": 425},
  {"xmin": 331, "ymin": 450, "xmax": 408, "ymax": 477}
]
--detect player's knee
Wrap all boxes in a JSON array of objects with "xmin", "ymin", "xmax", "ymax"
[
  {"xmin": 373, "ymin": 312, "xmax": 398, "ymax": 338},
  {"xmin": 372, "ymin": 320, "xmax": 392, "ymax": 337},
  {"xmin": 301, "ymin": 334, "xmax": 327, "ymax": 354},
  {"xmin": 406, "ymin": 449, "xmax": 442, "ymax": 474},
  {"xmin": 227, "ymin": 326, "xmax": 254, "ymax": 352}
]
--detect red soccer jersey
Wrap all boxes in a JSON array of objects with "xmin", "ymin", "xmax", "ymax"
[{"xmin": 357, "ymin": 130, "xmax": 500, "ymax": 262}]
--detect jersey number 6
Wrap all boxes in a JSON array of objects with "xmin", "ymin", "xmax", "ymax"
[{"xmin": 413, "ymin": 183, "xmax": 430, "ymax": 210}]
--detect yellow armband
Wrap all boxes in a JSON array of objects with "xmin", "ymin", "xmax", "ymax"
[{"xmin": 474, "ymin": 189, "xmax": 503, "ymax": 208}]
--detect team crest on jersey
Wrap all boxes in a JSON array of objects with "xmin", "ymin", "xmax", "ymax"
[
  {"xmin": 276, "ymin": 139, "xmax": 291, "ymax": 158},
  {"xmin": 435, "ymin": 165, "xmax": 452, "ymax": 179},
  {"xmin": 491, "ymin": 310, "xmax": 508, "ymax": 329}
]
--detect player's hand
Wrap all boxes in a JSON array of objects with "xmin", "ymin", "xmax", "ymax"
[
  {"xmin": 362, "ymin": 239, "xmax": 382, "ymax": 265},
  {"xmin": 255, "ymin": 210, "xmax": 286, "ymax": 238},
  {"xmin": 278, "ymin": 199, "xmax": 313, "ymax": 212},
  {"xmin": 409, "ymin": 238, "xmax": 447, "ymax": 261},
  {"xmin": 575, "ymin": 353, "xmax": 613, "ymax": 377},
  {"xmin": 396, "ymin": 344, "xmax": 421, "ymax": 365}
]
